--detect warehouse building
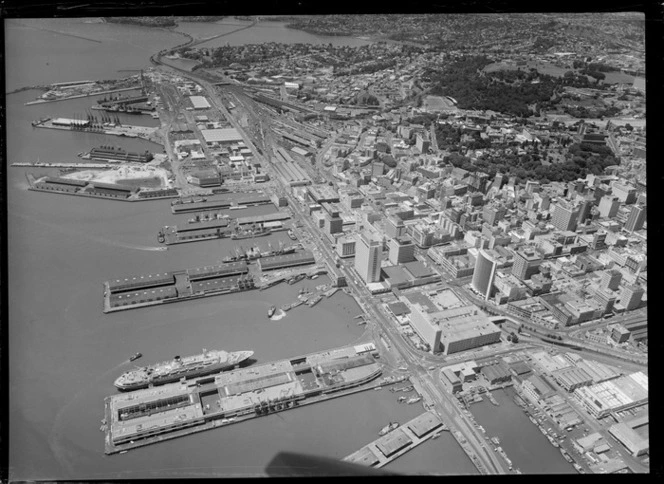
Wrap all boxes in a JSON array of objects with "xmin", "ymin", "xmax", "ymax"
[
  {"xmin": 200, "ymin": 128, "xmax": 244, "ymax": 147},
  {"xmin": 609, "ymin": 415, "xmax": 649, "ymax": 457},
  {"xmin": 573, "ymin": 372, "xmax": 648, "ymax": 418},
  {"xmin": 189, "ymin": 96, "xmax": 211, "ymax": 110},
  {"xmin": 479, "ymin": 362, "xmax": 512, "ymax": 385},
  {"xmin": 441, "ymin": 369, "xmax": 463, "ymax": 394},
  {"xmin": 552, "ymin": 366, "xmax": 594, "ymax": 392}
]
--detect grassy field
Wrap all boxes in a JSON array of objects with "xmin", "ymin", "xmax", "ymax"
[{"xmin": 424, "ymin": 95, "xmax": 457, "ymax": 111}]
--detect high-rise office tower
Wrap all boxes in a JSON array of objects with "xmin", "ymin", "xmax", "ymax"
[
  {"xmin": 512, "ymin": 248, "xmax": 542, "ymax": 280},
  {"xmin": 472, "ymin": 249, "xmax": 498, "ymax": 300},
  {"xmin": 354, "ymin": 232, "xmax": 382, "ymax": 283},
  {"xmin": 624, "ymin": 204, "xmax": 646, "ymax": 232},
  {"xmin": 551, "ymin": 202, "xmax": 580, "ymax": 232}
]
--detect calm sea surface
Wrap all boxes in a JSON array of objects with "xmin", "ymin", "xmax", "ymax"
[{"xmin": 6, "ymin": 18, "xmax": 471, "ymax": 479}]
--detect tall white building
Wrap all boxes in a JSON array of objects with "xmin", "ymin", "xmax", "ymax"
[
  {"xmin": 355, "ymin": 232, "xmax": 382, "ymax": 283},
  {"xmin": 472, "ymin": 249, "xmax": 498, "ymax": 300}
]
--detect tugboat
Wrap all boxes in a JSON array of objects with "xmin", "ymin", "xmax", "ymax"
[
  {"xmin": 379, "ymin": 422, "xmax": 400, "ymax": 436},
  {"xmin": 129, "ymin": 352, "xmax": 142, "ymax": 362},
  {"xmin": 267, "ymin": 306, "xmax": 276, "ymax": 318}
]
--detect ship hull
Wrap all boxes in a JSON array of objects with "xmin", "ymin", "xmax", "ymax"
[{"xmin": 115, "ymin": 352, "xmax": 252, "ymax": 391}]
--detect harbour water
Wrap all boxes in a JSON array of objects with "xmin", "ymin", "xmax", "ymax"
[
  {"xmin": 177, "ymin": 18, "xmax": 373, "ymax": 48},
  {"xmin": 6, "ymin": 18, "xmax": 474, "ymax": 479},
  {"xmin": 468, "ymin": 388, "xmax": 576, "ymax": 474}
]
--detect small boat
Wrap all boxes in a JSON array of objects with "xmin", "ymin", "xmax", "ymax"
[
  {"xmin": 379, "ymin": 422, "xmax": 400, "ymax": 436},
  {"xmin": 310, "ymin": 274, "xmax": 319, "ymax": 280},
  {"xmin": 491, "ymin": 437, "xmax": 500, "ymax": 445},
  {"xmin": 397, "ymin": 396, "xmax": 407, "ymax": 403},
  {"xmin": 407, "ymin": 396, "xmax": 422, "ymax": 404},
  {"xmin": 267, "ymin": 306, "xmax": 276, "ymax": 318},
  {"xmin": 120, "ymin": 451, "xmax": 128, "ymax": 454},
  {"xmin": 129, "ymin": 352, "xmax": 142, "ymax": 362},
  {"xmin": 374, "ymin": 386, "xmax": 382, "ymax": 391}
]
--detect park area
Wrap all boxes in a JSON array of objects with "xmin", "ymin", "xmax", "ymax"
[{"xmin": 423, "ymin": 95, "xmax": 458, "ymax": 112}]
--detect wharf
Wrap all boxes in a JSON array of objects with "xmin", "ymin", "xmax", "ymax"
[
  {"xmin": 159, "ymin": 219, "xmax": 234, "ymax": 245},
  {"xmin": 171, "ymin": 193, "xmax": 273, "ymax": 214},
  {"xmin": 91, "ymin": 105, "xmax": 154, "ymax": 115},
  {"xmin": 236, "ymin": 212, "xmax": 291, "ymax": 225},
  {"xmin": 259, "ymin": 264, "xmax": 328, "ymax": 290},
  {"xmin": 26, "ymin": 174, "xmax": 179, "ymax": 202},
  {"xmin": 13, "ymin": 162, "xmax": 116, "ymax": 169},
  {"xmin": 104, "ymin": 343, "xmax": 388, "ymax": 454},
  {"xmin": 257, "ymin": 250, "xmax": 316, "ymax": 272},
  {"xmin": 103, "ymin": 261, "xmax": 253, "ymax": 313},
  {"xmin": 25, "ymin": 86, "xmax": 140, "ymax": 105},
  {"xmin": 32, "ymin": 119, "xmax": 158, "ymax": 141},
  {"xmin": 344, "ymin": 412, "xmax": 448, "ymax": 468}
]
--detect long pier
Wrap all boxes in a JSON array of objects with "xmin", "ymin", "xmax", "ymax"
[
  {"xmin": 103, "ymin": 262, "xmax": 254, "ymax": 313},
  {"xmin": 170, "ymin": 193, "xmax": 274, "ymax": 214},
  {"xmin": 344, "ymin": 412, "xmax": 449, "ymax": 468},
  {"xmin": 25, "ymin": 86, "xmax": 141, "ymax": 105},
  {"xmin": 13, "ymin": 162, "xmax": 117, "ymax": 168},
  {"xmin": 32, "ymin": 119, "xmax": 159, "ymax": 141},
  {"xmin": 103, "ymin": 343, "xmax": 396, "ymax": 454},
  {"xmin": 25, "ymin": 174, "xmax": 179, "ymax": 202}
]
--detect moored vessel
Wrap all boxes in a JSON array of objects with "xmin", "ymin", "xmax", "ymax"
[
  {"xmin": 267, "ymin": 306, "xmax": 276, "ymax": 318},
  {"xmin": 379, "ymin": 422, "xmax": 399, "ymax": 436},
  {"xmin": 114, "ymin": 349, "xmax": 253, "ymax": 391}
]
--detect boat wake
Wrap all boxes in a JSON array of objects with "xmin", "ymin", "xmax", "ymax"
[
  {"xmin": 9, "ymin": 210, "xmax": 167, "ymax": 252},
  {"xmin": 269, "ymin": 310, "xmax": 287, "ymax": 321}
]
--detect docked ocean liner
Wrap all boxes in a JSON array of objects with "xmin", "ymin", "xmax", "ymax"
[{"xmin": 114, "ymin": 349, "xmax": 253, "ymax": 391}]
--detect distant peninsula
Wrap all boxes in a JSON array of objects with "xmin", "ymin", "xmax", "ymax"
[{"xmin": 103, "ymin": 17, "xmax": 226, "ymax": 28}]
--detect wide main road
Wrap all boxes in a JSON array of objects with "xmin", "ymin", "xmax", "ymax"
[{"xmin": 158, "ymin": 60, "xmax": 509, "ymax": 473}]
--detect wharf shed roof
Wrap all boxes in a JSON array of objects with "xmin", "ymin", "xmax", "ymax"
[
  {"xmin": 201, "ymin": 128, "xmax": 243, "ymax": 144},
  {"xmin": 45, "ymin": 177, "xmax": 88, "ymax": 187},
  {"xmin": 526, "ymin": 374, "xmax": 556, "ymax": 398},
  {"xmin": 189, "ymin": 96, "xmax": 211, "ymax": 109},
  {"xmin": 408, "ymin": 412, "xmax": 443, "ymax": 438},
  {"xmin": 509, "ymin": 360, "xmax": 532, "ymax": 375},
  {"xmin": 376, "ymin": 429, "xmax": 412, "ymax": 458},
  {"xmin": 554, "ymin": 366, "xmax": 593, "ymax": 388}
]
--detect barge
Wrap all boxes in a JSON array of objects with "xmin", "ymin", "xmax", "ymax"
[{"xmin": 104, "ymin": 343, "xmax": 381, "ymax": 454}]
